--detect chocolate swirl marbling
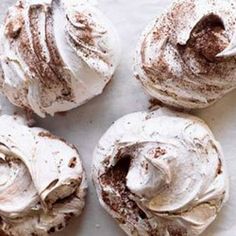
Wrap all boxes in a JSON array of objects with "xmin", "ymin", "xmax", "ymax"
[
  {"xmin": 0, "ymin": 115, "xmax": 87, "ymax": 236},
  {"xmin": 92, "ymin": 108, "xmax": 229, "ymax": 236},
  {"xmin": 0, "ymin": 0, "xmax": 120, "ymax": 117},
  {"xmin": 134, "ymin": 0, "xmax": 236, "ymax": 109}
]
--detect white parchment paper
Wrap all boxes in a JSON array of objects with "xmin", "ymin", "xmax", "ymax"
[{"xmin": 0, "ymin": 0, "xmax": 236, "ymax": 235}]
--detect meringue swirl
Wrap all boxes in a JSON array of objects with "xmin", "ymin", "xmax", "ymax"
[
  {"xmin": 0, "ymin": 0, "xmax": 120, "ymax": 117},
  {"xmin": 0, "ymin": 115, "xmax": 87, "ymax": 236},
  {"xmin": 134, "ymin": 0, "xmax": 236, "ymax": 109},
  {"xmin": 92, "ymin": 108, "xmax": 229, "ymax": 236}
]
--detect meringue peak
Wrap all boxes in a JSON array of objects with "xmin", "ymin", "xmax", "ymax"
[
  {"xmin": 93, "ymin": 108, "xmax": 229, "ymax": 236},
  {"xmin": 0, "ymin": 0, "xmax": 120, "ymax": 117}
]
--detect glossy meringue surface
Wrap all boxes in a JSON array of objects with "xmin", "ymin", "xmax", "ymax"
[
  {"xmin": 0, "ymin": 0, "xmax": 120, "ymax": 117},
  {"xmin": 134, "ymin": 0, "xmax": 236, "ymax": 109},
  {"xmin": 0, "ymin": 115, "xmax": 87, "ymax": 236},
  {"xmin": 92, "ymin": 108, "xmax": 229, "ymax": 236}
]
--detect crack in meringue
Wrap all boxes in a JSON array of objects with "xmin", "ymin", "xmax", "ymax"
[{"xmin": 92, "ymin": 108, "xmax": 229, "ymax": 236}]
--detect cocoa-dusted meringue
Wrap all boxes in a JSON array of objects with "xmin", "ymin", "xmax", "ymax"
[
  {"xmin": 134, "ymin": 0, "xmax": 236, "ymax": 109},
  {"xmin": 0, "ymin": 0, "xmax": 120, "ymax": 117},
  {"xmin": 92, "ymin": 108, "xmax": 229, "ymax": 236},
  {"xmin": 0, "ymin": 115, "xmax": 87, "ymax": 236}
]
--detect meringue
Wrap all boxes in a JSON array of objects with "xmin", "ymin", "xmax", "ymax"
[
  {"xmin": 92, "ymin": 108, "xmax": 229, "ymax": 236},
  {"xmin": 134, "ymin": 0, "xmax": 236, "ymax": 109},
  {"xmin": 0, "ymin": 115, "xmax": 87, "ymax": 236},
  {"xmin": 0, "ymin": 0, "xmax": 120, "ymax": 117}
]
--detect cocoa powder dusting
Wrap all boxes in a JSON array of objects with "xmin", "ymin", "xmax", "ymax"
[
  {"xmin": 100, "ymin": 156, "xmax": 159, "ymax": 235},
  {"xmin": 38, "ymin": 131, "xmax": 54, "ymax": 138},
  {"xmin": 5, "ymin": 18, "xmax": 22, "ymax": 39},
  {"xmin": 74, "ymin": 13, "xmax": 94, "ymax": 45},
  {"xmin": 192, "ymin": 27, "xmax": 228, "ymax": 62},
  {"xmin": 217, "ymin": 159, "xmax": 223, "ymax": 175},
  {"xmin": 68, "ymin": 157, "xmax": 77, "ymax": 168},
  {"xmin": 152, "ymin": 147, "xmax": 166, "ymax": 158},
  {"xmin": 187, "ymin": 14, "xmax": 229, "ymax": 62},
  {"xmin": 38, "ymin": 131, "xmax": 63, "ymax": 141}
]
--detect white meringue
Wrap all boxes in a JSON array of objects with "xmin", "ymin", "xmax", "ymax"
[
  {"xmin": 0, "ymin": 0, "xmax": 120, "ymax": 117},
  {"xmin": 92, "ymin": 108, "xmax": 229, "ymax": 236},
  {"xmin": 134, "ymin": 0, "xmax": 236, "ymax": 109},
  {"xmin": 0, "ymin": 115, "xmax": 87, "ymax": 236}
]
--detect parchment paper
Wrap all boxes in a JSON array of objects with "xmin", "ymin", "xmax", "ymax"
[{"xmin": 0, "ymin": 0, "xmax": 236, "ymax": 235}]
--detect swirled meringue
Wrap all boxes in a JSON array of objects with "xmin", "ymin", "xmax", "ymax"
[
  {"xmin": 92, "ymin": 108, "xmax": 229, "ymax": 236},
  {"xmin": 134, "ymin": 0, "xmax": 236, "ymax": 109},
  {"xmin": 0, "ymin": 115, "xmax": 87, "ymax": 236},
  {"xmin": 0, "ymin": 0, "xmax": 120, "ymax": 117}
]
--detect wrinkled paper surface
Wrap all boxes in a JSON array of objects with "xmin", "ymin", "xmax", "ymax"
[{"xmin": 0, "ymin": 0, "xmax": 236, "ymax": 235}]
